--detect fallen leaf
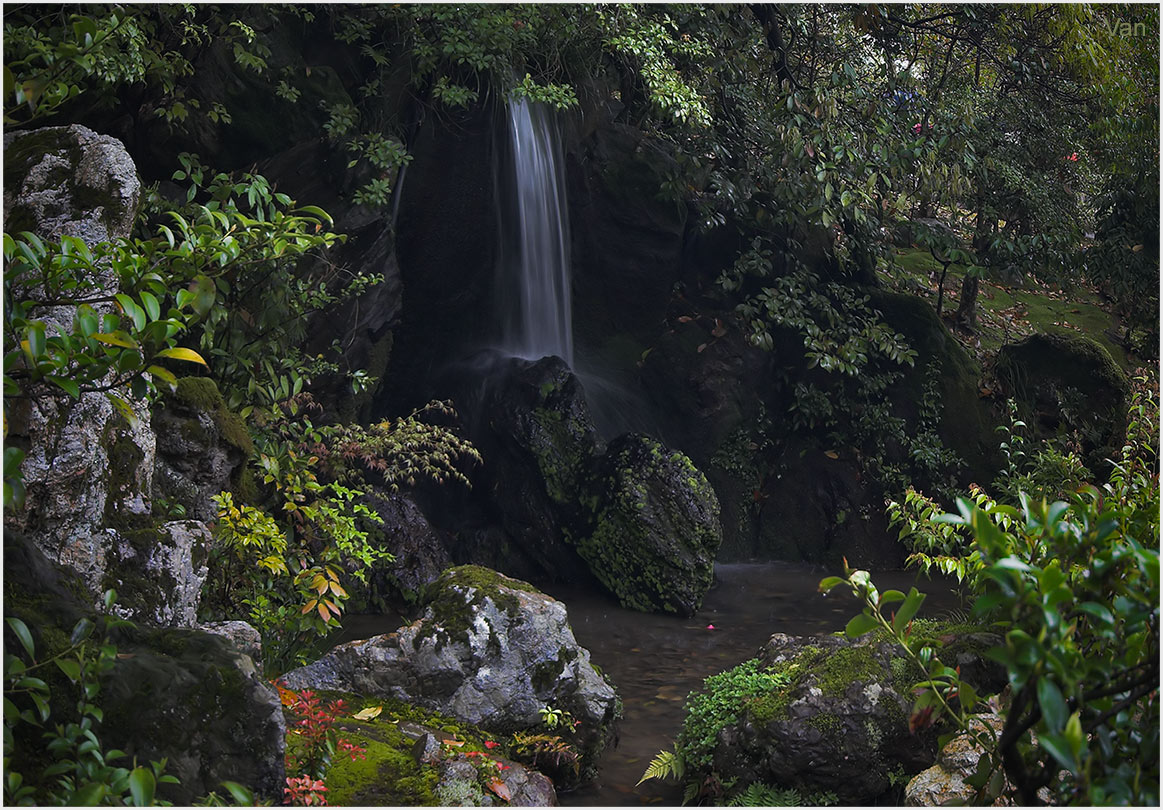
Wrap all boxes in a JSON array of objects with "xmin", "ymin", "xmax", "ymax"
[
  {"xmin": 676, "ymin": 315, "xmax": 694, "ymax": 323},
  {"xmin": 696, "ymin": 343, "xmax": 707, "ymax": 353},
  {"xmin": 442, "ymin": 739, "xmax": 465, "ymax": 747},
  {"xmin": 352, "ymin": 706, "xmax": 383, "ymax": 721},
  {"xmin": 485, "ymin": 777, "xmax": 512, "ymax": 802},
  {"xmin": 824, "ymin": 450, "xmax": 839, "ymax": 459}
]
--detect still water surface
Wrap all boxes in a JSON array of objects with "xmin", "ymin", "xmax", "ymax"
[{"xmin": 338, "ymin": 563, "xmax": 963, "ymax": 806}]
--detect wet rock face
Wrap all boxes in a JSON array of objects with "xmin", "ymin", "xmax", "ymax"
[
  {"xmin": 580, "ymin": 434, "xmax": 721, "ymax": 617},
  {"xmin": 362, "ymin": 491, "xmax": 454, "ymax": 606},
  {"xmin": 280, "ymin": 565, "xmax": 619, "ymax": 771},
  {"xmin": 709, "ymin": 633, "xmax": 938, "ymax": 805},
  {"xmin": 453, "ymin": 353, "xmax": 599, "ymax": 580}
]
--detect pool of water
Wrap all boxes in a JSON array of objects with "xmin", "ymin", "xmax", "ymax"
[{"xmin": 336, "ymin": 562, "xmax": 964, "ymax": 805}]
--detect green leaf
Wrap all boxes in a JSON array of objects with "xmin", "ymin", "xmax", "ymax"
[
  {"xmin": 1037, "ymin": 678, "xmax": 1068, "ymax": 732},
  {"xmin": 68, "ymin": 782, "xmax": 107, "ymax": 806},
  {"xmin": 24, "ymin": 322, "xmax": 46, "ymax": 359},
  {"xmin": 892, "ymin": 588, "xmax": 926, "ymax": 633},
  {"xmin": 818, "ymin": 576, "xmax": 845, "ymax": 593},
  {"xmin": 1039, "ymin": 731, "xmax": 1079, "ymax": 775},
  {"xmin": 139, "ymin": 291, "xmax": 161, "ymax": 322},
  {"xmin": 221, "ymin": 781, "xmax": 255, "ymax": 804},
  {"xmin": 6, "ymin": 617, "xmax": 35, "ymax": 658},
  {"xmin": 92, "ymin": 332, "xmax": 138, "ymax": 349},
  {"xmin": 155, "ymin": 347, "xmax": 208, "ymax": 366},
  {"xmin": 128, "ymin": 766, "xmax": 156, "ymax": 806},
  {"xmin": 55, "ymin": 657, "xmax": 82, "ymax": 682},
  {"xmin": 70, "ymin": 617, "xmax": 94, "ymax": 645},
  {"xmin": 845, "ymin": 611, "xmax": 879, "ymax": 638},
  {"xmin": 147, "ymin": 365, "xmax": 178, "ymax": 388},
  {"xmin": 47, "ymin": 375, "xmax": 81, "ymax": 399}
]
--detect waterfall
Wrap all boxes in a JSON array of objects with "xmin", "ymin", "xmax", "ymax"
[{"xmin": 499, "ymin": 97, "xmax": 574, "ymax": 367}]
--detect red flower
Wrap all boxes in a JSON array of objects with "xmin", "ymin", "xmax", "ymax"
[{"xmin": 484, "ymin": 740, "xmax": 499, "ymax": 749}]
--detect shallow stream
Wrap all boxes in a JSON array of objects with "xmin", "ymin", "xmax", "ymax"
[{"xmin": 337, "ymin": 562, "xmax": 963, "ymax": 806}]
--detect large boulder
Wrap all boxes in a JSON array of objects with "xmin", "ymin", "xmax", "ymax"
[
  {"xmin": 4, "ymin": 125, "xmax": 211, "ymax": 627},
  {"xmin": 102, "ymin": 627, "xmax": 287, "ymax": 804},
  {"xmin": 280, "ymin": 566, "xmax": 619, "ymax": 773},
  {"xmin": 4, "ymin": 534, "xmax": 286, "ymax": 804},
  {"xmin": 703, "ymin": 633, "xmax": 938, "ymax": 805},
  {"xmin": 360, "ymin": 491, "xmax": 454, "ymax": 608},
  {"xmin": 449, "ymin": 353, "xmax": 599, "ymax": 581},
  {"xmin": 995, "ymin": 330, "xmax": 1130, "ymax": 476},
  {"xmin": 578, "ymin": 434, "xmax": 721, "ymax": 616}
]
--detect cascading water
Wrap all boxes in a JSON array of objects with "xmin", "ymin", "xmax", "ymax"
[{"xmin": 498, "ymin": 97, "xmax": 574, "ymax": 367}]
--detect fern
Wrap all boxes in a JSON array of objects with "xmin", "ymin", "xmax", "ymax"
[
  {"xmin": 638, "ymin": 748, "xmax": 684, "ymax": 785},
  {"xmin": 726, "ymin": 782, "xmax": 840, "ymax": 807}
]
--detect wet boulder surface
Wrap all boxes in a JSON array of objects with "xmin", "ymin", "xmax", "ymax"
[{"xmin": 279, "ymin": 565, "xmax": 619, "ymax": 774}]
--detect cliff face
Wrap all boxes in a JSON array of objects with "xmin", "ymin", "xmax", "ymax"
[{"xmin": 4, "ymin": 125, "xmax": 286, "ymax": 804}]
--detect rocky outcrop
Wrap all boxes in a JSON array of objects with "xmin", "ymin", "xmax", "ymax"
[
  {"xmin": 4, "ymin": 126, "xmax": 210, "ymax": 628},
  {"xmin": 3, "ymin": 124, "xmax": 141, "ymax": 245},
  {"xmin": 151, "ymin": 377, "xmax": 252, "ymax": 522},
  {"xmin": 103, "ymin": 628, "xmax": 287, "ymax": 804},
  {"xmin": 280, "ymin": 565, "xmax": 619, "ymax": 771},
  {"xmin": 579, "ymin": 434, "xmax": 721, "ymax": 616},
  {"xmin": 995, "ymin": 329, "xmax": 1130, "ymax": 476},
  {"xmin": 704, "ymin": 633, "xmax": 938, "ymax": 805}
]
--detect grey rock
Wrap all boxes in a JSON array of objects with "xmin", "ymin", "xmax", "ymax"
[
  {"xmin": 151, "ymin": 380, "xmax": 248, "ymax": 522},
  {"xmin": 3, "ymin": 124, "xmax": 141, "ymax": 247},
  {"xmin": 104, "ymin": 628, "xmax": 286, "ymax": 805},
  {"xmin": 365, "ymin": 492, "xmax": 454, "ymax": 602},
  {"xmin": 281, "ymin": 566, "xmax": 618, "ymax": 769},
  {"xmin": 199, "ymin": 620, "xmax": 263, "ymax": 666},
  {"xmin": 904, "ymin": 714, "xmax": 1010, "ymax": 807},
  {"xmin": 104, "ymin": 520, "xmax": 211, "ymax": 627}
]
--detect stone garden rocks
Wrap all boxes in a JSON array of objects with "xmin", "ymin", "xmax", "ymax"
[{"xmin": 280, "ymin": 565, "xmax": 619, "ymax": 770}]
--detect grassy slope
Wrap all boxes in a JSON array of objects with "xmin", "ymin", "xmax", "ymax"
[{"xmin": 883, "ymin": 247, "xmax": 1132, "ymax": 372}]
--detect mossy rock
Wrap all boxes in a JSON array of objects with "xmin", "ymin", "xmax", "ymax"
[
  {"xmin": 866, "ymin": 288, "xmax": 1000, "ymax": 487},
  {"xmin": 578, "ymin": 434, "xmax": 721, "ymax": 616},
  {"xmin": 169, "ymin": 377, "xmax": 253, "ymax": 455},
  {"xmin": 995, "ymin": 330, "xmax": 1130, "ymax": 476}
]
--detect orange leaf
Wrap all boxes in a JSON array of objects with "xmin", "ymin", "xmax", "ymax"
[
  {"xmin": 302, "ymin": 599, "xmax": 318, "ymax": 615},
  {"xmin": 442, "ymin": 739, "xmax": 465, "ymax": 747},
  {"xmin": 824, "ymin": 450, "xmax": 839, "ymax": 459},
  {"xmin": 276, "ymin": 682, "xmax": 298, "ymax": 707},
  {"xmin": 317, "ymin": 601, "xmax": 331, "ymax": 622},
  {"xmin": 485, "ymin": 777, "xmax": 512, "ymax": 802}
]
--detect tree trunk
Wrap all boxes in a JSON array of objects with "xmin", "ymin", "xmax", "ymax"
[{"xmin": 956, "ymin": 191, "xmax": 993, "ymax": 330}]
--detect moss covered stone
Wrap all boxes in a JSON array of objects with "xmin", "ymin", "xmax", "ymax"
[
  {"xmin": 577, "ymin": 434, "xmax": 721, "ymax": 616},
  {"xmin": 995, "ymin": 330, "xmax": 1130, "ymax": 475},
  {"xmin": 417, "ymin": 564, "xmax": 542, "ymax": 653}
]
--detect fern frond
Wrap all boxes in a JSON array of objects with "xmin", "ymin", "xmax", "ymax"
[{"xmin": 637, "ymin": 748, "xmax": 684, "ymax": 785}]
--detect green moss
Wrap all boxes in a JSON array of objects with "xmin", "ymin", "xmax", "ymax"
[
  {"xmin": 171, "ymin": 377, "xmax": 254, "ymax": 455},
  {"xmin": 325, "ymin": 730, "xmax": 439, "ymax": 805},
  {"xmin": 304, "ymin": 690, "xmax": 502, "ymax": 806}
]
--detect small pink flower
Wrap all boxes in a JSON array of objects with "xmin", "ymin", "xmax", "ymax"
[{"xmin": 706, "ymin": 624, "xmax": 716, "ymax": 630}]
